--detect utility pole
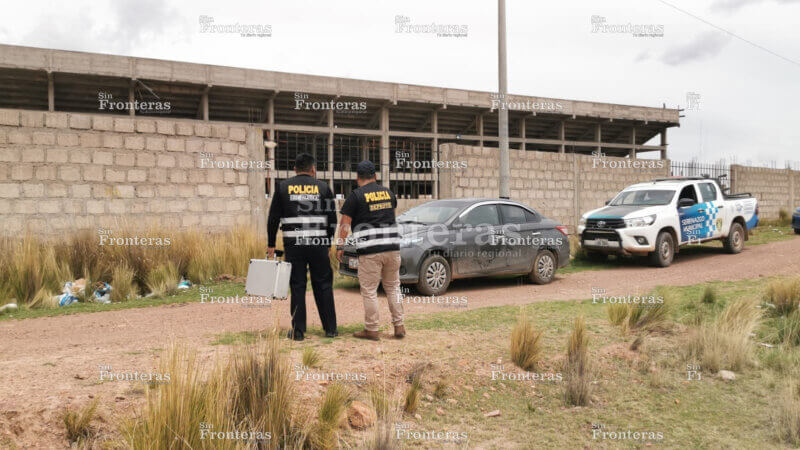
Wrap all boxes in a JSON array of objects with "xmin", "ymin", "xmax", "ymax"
[{"xmin": 498, "ymin": 0, "xmax": 510, "ymax": 198}]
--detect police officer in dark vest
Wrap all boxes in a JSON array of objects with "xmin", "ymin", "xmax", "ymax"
[
  {"xmin": 267, "ymin": 153, "xmax": 338, "ymax": 341},
  {"xmin": 336, "ymin": 160, "xmax": 405, "ymax": 341}
]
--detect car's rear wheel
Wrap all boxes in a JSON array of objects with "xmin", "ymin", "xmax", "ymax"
[
  {"xmin": 648, "ymin": 231, "xmax": 675, "ymax": 267},
  {"xmin": 416, "ymin": 254, "xmax": 451, "ymax": 296},
  {"xmin": 529, "ymin": 250, "xmax": 556, "ymax": 284},
  {"xmin": 724, "ymin": 222, "xmax": 745, "ymax": 254},
  {"xmin": 794, "ymin": 227, "xmax": 800, "ymax": 235}
]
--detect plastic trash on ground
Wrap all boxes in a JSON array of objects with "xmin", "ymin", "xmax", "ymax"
[
  {"xmin": 58, "ymin": 281, "xmax": 80, "ymax": 307},
  {"xmin": 178, "ymin": 278, "xmax": 192, "ymax": 290},
  {"xmin": 0, "ymin": 303, "xmax": 18, "ymax": 314},
  {"xmin": 93, "ymin": 281, "xmax": 112, "ymax": 304}
]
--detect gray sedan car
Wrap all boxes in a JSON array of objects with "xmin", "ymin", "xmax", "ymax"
[{"xmin": 338, "ymin": 198, "xmax": 570, "ymax": 295}]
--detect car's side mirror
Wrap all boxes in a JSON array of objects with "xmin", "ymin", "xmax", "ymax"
[
  {"xmin": 604, "ymin": 200, "xmax": 611, "ymax": 205},
  {"xmin": 678, "ymin": 198, "xmax": 696, "ymax": 208},
  {"xmin": 451, "ymin": 221, "xmax": 463, "ymax": 229}
]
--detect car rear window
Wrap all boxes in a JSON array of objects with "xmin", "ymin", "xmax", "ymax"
[
  {"xmin": 500, "ymin": 204, "xmax": 528, "ymax": 224},
  {"xmin": 461, "ymin": 204, "xmax": 501, "ymax": 226}
]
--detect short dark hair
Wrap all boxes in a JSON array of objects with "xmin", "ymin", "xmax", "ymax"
[
  {"xmin": 356, "ymin": 160, "xmax": 376, "ymax": 179},
  {"xmin": 294, "ymin": 153, "xmax": 315, "ymax": 172}
]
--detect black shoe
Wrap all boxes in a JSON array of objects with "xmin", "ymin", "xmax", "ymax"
[
  {"xmin": 325, "ymin": 330, "xmax": 339, "ymax": 338},
  {"xmin": 287, "ymin": 330, "xmax": 304, "ymax": 341}
]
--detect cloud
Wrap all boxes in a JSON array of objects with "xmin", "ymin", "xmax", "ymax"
[
  {"xmin": 634, "ymin": 50, "xmax": 651, "ymax": 63},
  {"xmin": 659, "ymin": 32, "xmax": 731, "ymax": 65},
  {"xmin": 20, "ymin": 0, "xmax": 188, "ymax": 55},
  {"xmin": 709, "ymin": 0, "xmax": 800, "ymax": 13}
]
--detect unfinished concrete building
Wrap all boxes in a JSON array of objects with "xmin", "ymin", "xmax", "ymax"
[{"xmin": 0, "ymin": 44, "xmax": 679, "ymax": 199}]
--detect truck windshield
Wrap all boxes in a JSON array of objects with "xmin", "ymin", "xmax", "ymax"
[{"xmin": 610, "ymin": 189, "xmax": 675, "ymax": 206}]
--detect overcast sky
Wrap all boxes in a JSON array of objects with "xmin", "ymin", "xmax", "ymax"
[{"xmin": 2, "ymin": 0, "xmax": 798, "ymax": 166}]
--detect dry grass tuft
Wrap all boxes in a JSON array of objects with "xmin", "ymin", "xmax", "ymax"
[
  {"xmin": 686, "ymin": 298, "xmax": 761, "ymax": 373},
  {"xmin": 63, "ymin": 399, "xmax": 99, "ymax": 445},
  {"xmin": 433, "ymin": 378, "xmax": 449, "ymax": 399},
  {"xmin": 111, "ymin": 263, "xmax": 138, "ymax": 302},
  {"xmin": 310, "ymin": 383, "xmax": 352, "ymax": 450},
  {"xmin": 701, "ymin": 286, "xmax": 718, "ymax": 304},
  {"xmin": 124, "ymin": 331, "xmax": 305, "ymax": 449},
  {"xmin": 302, "ymin": 346, "xmax": 321, "ymax": 368},
  {"xmin": 775, "ymin": 382, "xmax": 800, "ymax": 446},
  {"xmin": 145, "ymin": 261, "xmax": 180, "ymax": 298},
  {"xmin": 765, "ymin": 277, "xmax": 800, "ymax": 316},
  {"xmin": 510, "ymin": 311, "xmax": 544, "ymax": 371},
  {"xmin": 564, "ymin": 316, "xmax": 592, "ymax": 406},
  {"xmin": 0, "ymin": 225, "xmax": 266, "ymax": 307},
  {"xmin": 403, "ymin": 376, "xmax": 422, "ymax": 414},
  {"xmin": 368, "ymin": 383, "xmax": 396, "ymax": 419}
]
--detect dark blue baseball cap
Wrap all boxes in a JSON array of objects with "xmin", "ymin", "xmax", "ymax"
[{"xmin": 356, "ymin": 160, "xmax": 376, "ymax": 178}]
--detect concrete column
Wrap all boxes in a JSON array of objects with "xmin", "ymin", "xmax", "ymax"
[
  {"xmin": 432, "ymin": 110, "xmax": 439, "ymax": 199},
  {"xmin": 520, "ymin": 116, "xmax": 526, "ymax": 151},
  {"xmin": 202, "ymin": 86, "xmax": 210, "ymax": 121},
  {"xmin": 247, "ymin": 128, "xmax": 267, "ymax": 236},
  {"xmin": 595, "ymin": 123, "xmax": 602, "ymax": 153},
  {"xmin": 128, "ymin": 80, "xmax": 135, "ymax": 117},
  {"xmin": 267, "ymin": 98, "xmax": 276, "ymax": 195},
  {"xmin": 47, "ymin": 72, "xmax": 54, "ymax": 112},
  {"xmin": 629, "ymin": 127, "xmax": 637, "ymax": 158},
  {"xmin": 380, "ymin": 106, "xmax": 390, "ymax": 187},
  {"xmin": 559, "ymin": 120, "xmax": 566, "ymax": 153},
  {"xmin": 478, "ymin": 114, "xmax": 484, "ymax": 148},
  {"xmin": 572, "ymin": 154, "xmax": 580, "ymax": 232},
  {"xmin": 327, "ymin": 109, "xmax": 334, "ymax": 188},
  {"xmin": 660, "ymin": 128, "xmax": 668, "ymax": 160},
  {"xmin": 361, "ymin": 136, "xmax": 368, "ymax": 161}
]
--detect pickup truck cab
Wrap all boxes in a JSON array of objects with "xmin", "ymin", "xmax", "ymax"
[{"xmin": 578, "ymin": 177, "xmax": 759, "ymax": 267}]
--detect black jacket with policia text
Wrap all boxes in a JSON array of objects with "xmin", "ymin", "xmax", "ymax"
[
  {"xmin": 340, "ymin": 181, "xmax": 400, "ymax": 255},
  {"xmin": 267, "ymin": 174, "xmax": 337, "ymax": 249}
]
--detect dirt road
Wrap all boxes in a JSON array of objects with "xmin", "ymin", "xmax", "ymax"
[{"xmin": 1, "ymin": 237, "xmax": 798, "ymax": 448}]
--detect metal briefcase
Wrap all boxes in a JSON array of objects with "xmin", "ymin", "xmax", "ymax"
[{"xmin": 245, "ymin": 253, "xmax": 292, "ymax": 299}]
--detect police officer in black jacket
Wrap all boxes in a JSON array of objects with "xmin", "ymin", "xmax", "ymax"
[
  {"xmin": 335, "ymin": 160, "xmax": 405, "ymax": 341},
  {"xmin": 267, "ymin": 153, "xmax": 338, "ymax": 341}
]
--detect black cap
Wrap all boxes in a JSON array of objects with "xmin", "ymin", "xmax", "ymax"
[{"xmin": 356, "ymin": 160, "xmax": 376, "ymax": 178}]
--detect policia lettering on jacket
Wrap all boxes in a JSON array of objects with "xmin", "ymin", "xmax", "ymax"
[
  {"xmin": 344, "ymin": 186, "xmax": 401, "ymax": 254},
  {"xmin": 267, "ymin": 154, "xmax": 338, "ymax": 341}
]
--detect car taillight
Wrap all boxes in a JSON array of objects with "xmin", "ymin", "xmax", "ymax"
[{"xmin": 556, "ymin": 225, "xmax": 569, "ymax": 236}]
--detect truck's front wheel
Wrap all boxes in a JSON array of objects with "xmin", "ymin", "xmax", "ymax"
[
  {"xmin": 724, "ymin": 222, "xmax": 745, "ymax": 254},
  {"xmin": 648, "ymin": 231, "xmax": 675, "ymax": 267}
]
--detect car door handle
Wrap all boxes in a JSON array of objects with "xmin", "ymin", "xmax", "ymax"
[
  {"xmin": 718, "ymin": 205, "xmax": 724, "ymax": 209},
  {"xmin": 698, "ymin": 209, "xmax": 705, "ymax": 213}
]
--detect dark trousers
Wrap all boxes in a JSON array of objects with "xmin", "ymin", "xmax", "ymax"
[{"xmin": 284, "ymin": 244, "xmax": 337, "ymax": 335}]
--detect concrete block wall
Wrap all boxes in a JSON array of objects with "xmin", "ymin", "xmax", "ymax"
[
  {"xmin": 0, "ymin": 108, "xmax": 260, "ymax": 236},
  {"xmin": 576, "ymin": 154, "xmax": 670, "ymax": 226},
  {"xmin": 439, "ymin": 144, "xmax": 670, "ymax": 230},
  {"xmin": 731, "ymin": 164, "xmax": 799, "ymax": 220}
]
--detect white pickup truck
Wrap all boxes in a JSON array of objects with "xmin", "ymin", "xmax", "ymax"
[{"xmin": 577, "ymin": 177, "xmax": 759, "ymax": 267}]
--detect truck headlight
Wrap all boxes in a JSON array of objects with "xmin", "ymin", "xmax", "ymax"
[
  {"xmin": 579, "ymin": 216, "xmax": 587, "ymax": 226},
  {"xmin": 624, "ymin": 215, "xmax": 656, "ymax": 228},
  {"xmin": 400, "ymin": 237, "xmax": 423, "ymax": 248}
]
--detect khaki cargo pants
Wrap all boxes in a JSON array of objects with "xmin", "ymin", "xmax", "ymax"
[{"xmin": 357, "ymin": 250, "xmax": 404, "ymax": 332}]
